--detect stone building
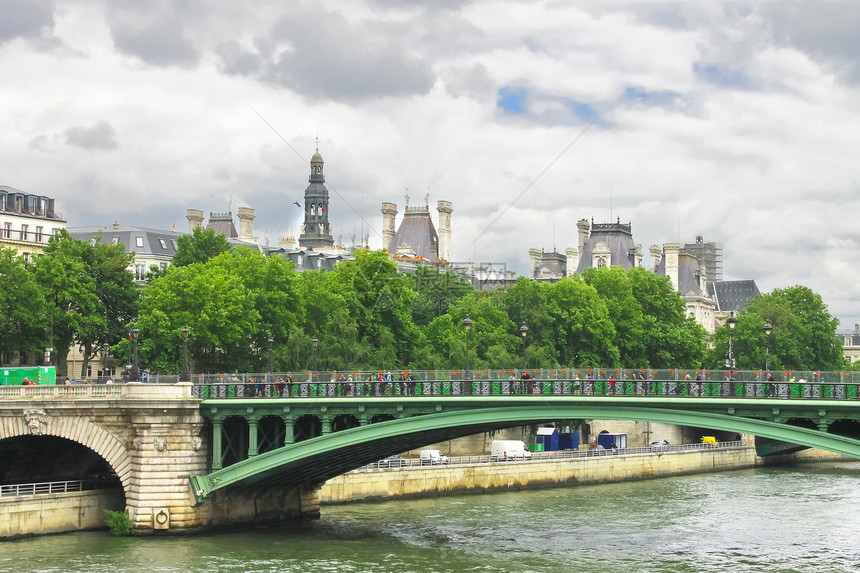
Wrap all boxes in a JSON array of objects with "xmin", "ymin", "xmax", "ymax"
[
  {"xmin": 0, "ymin": 185, "xmax": 66, "ymax": 262},
  {"xmin": 837, "ymin": 324, "xmax": 860, "ymax": 364},
  {"xmin": 381, "ymin": 199, "xmax": 453, "ymax": 262},
  {"xmin": 528, "ymin": 217, "xmax": 643, "ymax": 281},
  {"xmin": 298, "ymin": 147, "xmax": 334, "ymax": 250}
]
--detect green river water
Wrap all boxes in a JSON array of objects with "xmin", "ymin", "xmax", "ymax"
[{"xmin": 2, "ymin": 462, "xmax": 859, "ymax": 572}]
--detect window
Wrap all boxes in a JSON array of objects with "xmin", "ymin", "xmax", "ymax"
[
  {"xmin": 135, "ymin": 236, "xmax": 144, "ymax": 248},
  {"xmin": 0, "ymin": 194, "xmax": 5, "ymax": 210},
  {"xmin": 159, "ymin": 239, "xmax": 167, "ymax": 249},
  {"xmin": 170, "ymin": 239, "xmax": 177, "ymax": 250},
  {"xmin": 2, "ymin": 222, "xmax": 10, "ymax": 239},
  {"xmin": 35, "ymin": 226, "xmax": 43, "ymax": 242},
  {"xmin": 21, "ymin": 224, "xmax": 28, "ymax": 241},
  {"xmin": 135, "ymin": 263, "xmax": 146, "ymax": 281},
  {"xmin": 111, "ymin": 237, "xmax": 120, "ymax": 245},
  {"xmin": 22, "ymin": 252, "xmax": 29, "ymax": 263}
]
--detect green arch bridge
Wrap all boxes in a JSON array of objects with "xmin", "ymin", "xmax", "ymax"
[{"xmin": 188, "ymin": 377, "xmax": 860, "ymax": 503}]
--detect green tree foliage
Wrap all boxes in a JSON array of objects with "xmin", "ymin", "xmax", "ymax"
[
  {"xmin": 137, "ymin": 258, "xmax": 260, "ymax": 373},
  {"xmin": 627, "ymin": 267, "xmax": 706, "ymax": 368},
  {"xmin": 541, "ymin": 278, "xmax": 619, "ymax": 366},
  {"xmin": 582, "ymin": 266, "xmax": 646, "ymax": 366},
  {"xmin": 501, "ymin": 276, "xmax": 558, "ymax": 366},
  {"xmin": 171, "ymin": 226, "xmax": 232, "ymax": 267},
  {"xmin": 404, "ymin": 266, "xmax": 473, "ymax": 326},
  {"xmin": 0, "ymin": 248, "xmax": 46, "ymax": 364},
  {"xmin": 708, "ymin": 285, "xmax": 845, "ymax": 372},
  {"xmin": 33, "ymin": 231, "xmax": 138, "ymax": 377}
]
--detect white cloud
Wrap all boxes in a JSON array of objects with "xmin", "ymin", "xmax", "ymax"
[{"xmin": 2, "ymin": 0, "xmax": 860, "ymax": 328}]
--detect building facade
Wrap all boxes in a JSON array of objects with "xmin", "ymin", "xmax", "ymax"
[{"xmin": 0, "ymin": 186, "xmax": 66, "ymax": 261}]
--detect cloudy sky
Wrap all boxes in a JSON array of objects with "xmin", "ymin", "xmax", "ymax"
[{"xmin": 3, "ymin": 0, "xmax": 860, "ymax": 328}]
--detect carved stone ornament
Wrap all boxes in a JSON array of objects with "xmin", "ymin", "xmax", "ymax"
[
  {"xmin": 192, "ymin": 436, "xmax": 203, "ymax": 451},
  {"xmin": 23, "ymin": 409, "xmax": 48, "ymax": 435},
  {"xmin": 154, "ymin": 437, "xmax": 167, "ymax": 451},
  {"xmin": 132, "ymin": 437, "xmax": 144, "ymax": 450}
]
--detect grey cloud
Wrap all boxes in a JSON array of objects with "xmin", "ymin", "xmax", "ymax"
[
  {"xmin": 105, "ymin": 1, "xmax": 199, "ymax": 66},
  {"xmin": 443, "ymin": 63, "xmax": 495, "ymax": 99},
  {"xmin": 218, "ymin": 7, "xmax": 435, "ymax": 101},
  {"xmin": 64, "ymin": 121, "xmax": 119, "ymax": 150},
  {"xmin": 764, "ymin": 1, "xmax": 860, "ymax": 84},
  {"xmin": 0, "ymin": 0, "xmax": 55, "ymax": 43}
]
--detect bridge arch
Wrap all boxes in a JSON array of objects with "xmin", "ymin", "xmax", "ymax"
[
  {"xmin": 191, "ymin": 404, "xmax": 860, "ymax": 501},
  {"xmin": 0, "ymin": 412, "xmax": 133, "ymax": 492}
]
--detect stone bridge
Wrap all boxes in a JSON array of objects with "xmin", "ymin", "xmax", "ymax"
[{"xmin": 3, "ymin": 378, "xmax": 860, "ymax": 535}]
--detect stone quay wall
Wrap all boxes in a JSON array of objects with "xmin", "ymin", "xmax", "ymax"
[
  {"xmin": 320, "ymin": 447, "xmax": 758, "ymax": 504},
  {"xmin": 1, "ymin": 489, "xmax": 125, "ymax": 538}
]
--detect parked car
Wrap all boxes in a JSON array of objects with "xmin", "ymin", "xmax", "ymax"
[
  {"xmin": 650, "ymin": 440, "xmax": 670, "ymax": 452},
  {"xmin": 419, "ymin": 449, "xmax": 449, "ymax": 465},
  {"xmin": 375, "ymin": 454, "xmax": 407, "ymax": 468}
]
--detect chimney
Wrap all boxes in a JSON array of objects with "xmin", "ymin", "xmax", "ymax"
[
  {"xmin": 437, "ymin": 200, "xmax": 453, "ymax": 261},
  {"xmin": 237, "ymin": 207, "xmax": 255, "ymax": 239},
  {"xmin": 528, "ymin": 248, "xmax": 541, "ymax": 278},
  {"xmin": 576, "ymin": 219, "xmax": 590, "ymax": 254},
  {"xmin": 186, "ymin": 209, "xmax": 204, "ymax": 233},
  {"xmin": 664, "ymin": 243, "xmax": 680, "ymax": 291},
  {"xmin": 649, "ymin": 244, "xmax": 662, "ymax": 272},
  {"xmin": 381, "ymin": 202, "xmax": 398, "ymax": 252},
  {"xmin": 565, "ymin": 247, "xmax": 578, "ymax": 277}
]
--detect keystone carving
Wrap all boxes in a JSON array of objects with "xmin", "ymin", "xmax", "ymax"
[
  {"xmin": 23, "ymin": 409, "xmax": 48, "ymax": 435},
  {"xmin": 154, "ymin": 437, "xmax": 167, "ymax": 451}
]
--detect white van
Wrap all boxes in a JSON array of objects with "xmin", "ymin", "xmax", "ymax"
[
  {"xmin": 419, "ymin": 449, "xmax": 449, "ymax": 465},
  {"xmin": 490, "ymin": 440, "xmax": 532, "ymax": 461}
]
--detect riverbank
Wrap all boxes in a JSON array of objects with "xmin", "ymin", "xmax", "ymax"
[{"xmin": 320, "ymin": 445, "xmax": 757, "ymax": 504}]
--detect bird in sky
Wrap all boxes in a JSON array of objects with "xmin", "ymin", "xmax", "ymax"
[{"xmin": 293, "ymin": 201, "xmax": 301, "ymax": 207}]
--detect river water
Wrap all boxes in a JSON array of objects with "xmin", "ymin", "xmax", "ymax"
[{"xmin": 2, "ymin": 462, "xmax": 860, "ymax": 573}]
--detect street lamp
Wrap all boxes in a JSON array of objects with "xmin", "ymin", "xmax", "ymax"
[
  {"xmin": 130, "ymin": 328, "xmax": 140, "ymax": 382},
  {"xmin": 519, "ymin": 322, "xmax": 528, "ymax": 370},
  {"xmin": 102, "ymin": 342, "xmax": 109, "ymax": 381},
  {"xmin": 726, "ymin": 311, "xmax": 738, "ymax": 373},
  {"xmin": 268, "ymin": 336, "xmax": 274, "ymax": 385},
  {"xmin": 763, "ymin": 319, "xmax": 773, "ymax": 372},
  {"xmin": 312, "ymin": 337, "xmax": 318, "ymax": 382},
  {"xmin": 180, "ymin": 327, "xmax": 190, "ymax": 381},
  {"xmin": 462, "ymin": 315, "xmax": 472, "ymax": 393}
]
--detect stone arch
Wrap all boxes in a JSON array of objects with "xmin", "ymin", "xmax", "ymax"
[
  {"xmin": 0, "ymin": 412, "xmax": 132, "ymax": 493},
  {"xmin": 332, "ymin": 414, "xmax": 360, "ymax": 432}
]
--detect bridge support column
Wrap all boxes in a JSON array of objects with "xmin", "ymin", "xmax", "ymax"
[
  {"xmin": 282, "ymin": 416, "xmax": 294, "ymax": 445},
  {"xmin": 321, "ymin": 417, "xmax": 332, "ymax": 435},
  {"xmin": 211, "ymin": 419, "xmax": 223, "ymax": 470},
  {"xmin": 248, "ymin": 418, "xmax": 259, "ymax": 457}
]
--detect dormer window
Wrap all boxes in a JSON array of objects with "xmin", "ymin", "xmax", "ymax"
[
  {"xmin": 111, "ymin": 237, "xmax": 120, "ymax": 245},
  {"xmin": 159, "ymin": 239, "xmax": 167, "ymax": 249},
  {"xmin": 135, "ymin": 236, "xmax": 144, "ymax": 248}
]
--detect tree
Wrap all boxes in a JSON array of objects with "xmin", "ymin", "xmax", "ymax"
[
  {"xmin": 33, "ymin": 231, "xmax": 138, "ymax": 377},
  {"xmin": 541, "ymin": 278, "xmax": 619, "ymax": 366},
  {"xmin": 709, "ymin": 285, "xmax": 845, "ymax": 372},
  {"xmin": 171, "ymin": 226, "xmax": 232, "ymax": 267},
  {"xmin": 0, "ymin": 248, "xmax": 46, "ymax": 364},
  {"xmin": 136, "ymin": 260, "xmax": 259, "ymax": 373},
  {"xmin": 404, "ymin": 266, "xmax": 473, "ymax": 326},
  {"xmin": 582, "ymin": 266, "xmax": 646, "ymax": 366},
  {"xmin": 627, "ymin": 267, "xmax": 706, "ymax": 368}
]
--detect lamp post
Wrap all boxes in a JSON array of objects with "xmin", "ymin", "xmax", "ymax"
[
  {"xmin": 180, "ymin": 327, "xmax": 190, "ymax": 381},
  {"xmin": 519, "ymin": 322, "xmax": 528, "ymax": 370},
  {"xmin": 726, "ymin": 311, "xmax": 738, "ymax": 373},
  {"xmin": 102, "ymin": 342, "xmax": 109, "ymax": 381},
  {"xmin": 763, "ymin": 319, "xmax": 773, "ymax": 372},
  {"xmin": 130, "ymin": 328, "xmax": 140, "ymax": 382},
  {"xmin": 268, "ymin": 336, "xmax": 274, "ymax": 385},
  {"xmin": 462, "ymin": 315, "xmax": 472, "ymax": 394},
  {"xmin": 312, "ymin": 337, "xmax": 318, "ymax": 382}
]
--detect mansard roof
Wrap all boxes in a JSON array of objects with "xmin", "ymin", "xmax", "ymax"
[
  {"xmin": 392, "ymin": 205, "xmax": 439, "ymax": 260},
  {"xmin": 576, "ymin": 219, "xmax": 637, "ymax": 273},
  {"xmin": 708, "ymin": 280, "xmax": 761, "ymax": 312},
  {"xmin": 68, "ymin": 225, "xmax": 182, "ymax": 259}
]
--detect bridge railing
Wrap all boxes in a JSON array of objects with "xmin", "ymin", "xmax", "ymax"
[
  {"xmin": 0, "ymin": 479, "xmax": 121, "ymax": 498},
  {"xmin": 353, "ymin": 440, "xmax": 746, "ymax": 471},
  {"xmin": 189, "ymin": 378, "xmax": 860, "ymax": 400}
]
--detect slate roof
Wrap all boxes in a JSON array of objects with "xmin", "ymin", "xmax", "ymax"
[
  {"xmin": 708, "ymin": 280, "xmax": 761, "ymax": 312},
  {"xmin": 392, "ymin": 206, "xmax": 439, "ymax": 260},
  {"xmin": 576, "ymin": 220, "xmax": 637, "ymax": 273},
  {"xmin": 207, "ymin": 212, "xmax": 238, "ymax": 238},
  {"xmin": 68, "ymin": 225, "xmax": 182, "ymax": 260}
]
